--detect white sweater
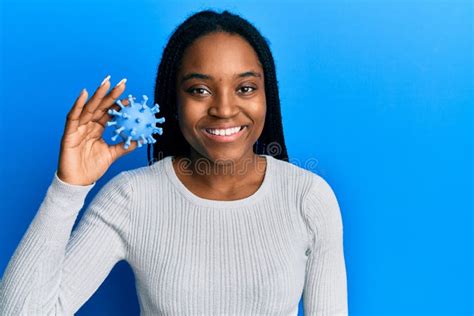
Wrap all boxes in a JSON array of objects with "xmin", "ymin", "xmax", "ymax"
[{"xmin": 0, "ymin": 154, "xmax": 348, "ymax": 315}]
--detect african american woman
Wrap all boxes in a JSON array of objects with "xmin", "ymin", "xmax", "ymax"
[{"xmin": 0, "ymin": 9, "xmax": 348, "ymax": 316}]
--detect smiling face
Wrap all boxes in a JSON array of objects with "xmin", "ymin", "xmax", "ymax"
[{"xmin": 175, "ymin": 31, "xmax": 266, "ymax": 164}]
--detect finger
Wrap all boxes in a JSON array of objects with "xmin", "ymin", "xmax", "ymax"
[
  {"xmin": 84, "ymin": 78, "xmax": 128, "ymax": 126},
  {"xmin": 110, "ymin": 138, "xmax": 139, "ymax": 161},
  {"xmin": 64, "ymin": 89, "xmax": 88, "ymax": 136},
  {"xmin": 78, "ymin": 75, "xmax": 115, "ymax": 126}
]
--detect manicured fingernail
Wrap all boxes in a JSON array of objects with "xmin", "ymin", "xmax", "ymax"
[
  {"xmin": 80, "ymin": 88, "xmax": 87, "ymax": 96},
  {"xmin": 100, "ymin": 75, "xmax": 111, "ymax": 86},
  {"xmin": 115, "ymin": 78, "xmax": 127, "ymax": 87}
]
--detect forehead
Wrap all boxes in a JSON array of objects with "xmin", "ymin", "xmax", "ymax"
[{"xmin": 178, "ymin": 32, "xmax": 262, "ymax": 78}]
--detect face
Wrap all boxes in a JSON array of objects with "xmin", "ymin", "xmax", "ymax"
[{"xmin": 175, "ymin": 32, "xmax": 266, "ymax": 164}]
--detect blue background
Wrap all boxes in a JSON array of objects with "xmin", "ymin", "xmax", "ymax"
[{"xmin": 1, "ymin": 0, "xmax": 472, "ymax": 315}]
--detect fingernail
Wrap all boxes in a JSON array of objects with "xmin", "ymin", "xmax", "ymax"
[
  {"xmin": 115, "ymin": 78, "xmax": 127, "ymax": 87},
  {"xmin": 100, "ymin": 75, "xmax": 111, "ymax": 86},
  {"xmin": 80, "ymin": 88, "xmax": 87, "ymax": 96}
]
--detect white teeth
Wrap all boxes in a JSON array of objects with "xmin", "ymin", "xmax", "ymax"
[{"xmin": 206, "ymin": 126, "xmax": 243, "ymax": 136}]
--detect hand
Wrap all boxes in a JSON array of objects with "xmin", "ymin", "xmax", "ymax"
[{"xmin": 57, "ymin": 76, "xmax": 138, "ymax": 186}]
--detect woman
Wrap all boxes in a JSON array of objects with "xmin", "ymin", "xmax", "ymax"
[{"xmin": 0, "ymin": 9, "xmax": 348, "ymax": 315}]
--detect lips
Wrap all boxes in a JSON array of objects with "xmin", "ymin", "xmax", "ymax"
[{"xmin": 204, "ymin": 124, "xmax": 248, "ymax": 130}]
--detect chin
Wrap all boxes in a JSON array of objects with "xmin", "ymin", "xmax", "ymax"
[{"xmin": 202, "ymin": 148, "xmax": 249, "ymax": 164}]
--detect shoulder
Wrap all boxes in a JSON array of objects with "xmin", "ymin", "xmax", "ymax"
[
  {"xmin": 269, "ymin": 155, "xmax": 312, "ymax": 183},
  {"xmin": 299, "ymin": 168, "xmax": 344, "ymax": 245},
  {"xmin": 269, "ymin": 156, "xmax": 343, "ymax": 244},
  {"xmin": 268, "ymin": 155, "xmax": 325, "ymax": 196},
  {"xmin": 268, "ymin": 156, "xmax": 343, "ymax": 244},
  {"xmin": 90, "ymin": 159, "xmax": 167, "ymax": 203},
  {"xmin": 269, "ymin": 156, "xmax": 338, "ymax": 202},
  {"xmin": 271, "ymin": 156, "xmax": 340, "ymax": 211},
  {"xmin": 269, "ymin": 155, "xmax": 341, "ymax": 218},
  {"xmin": 303, "ymin": 171, "xmax": 340, "ymax": 211},
  {"xmin": 118, "ymin": 157, "xmax": 169, "ymax": 191}
]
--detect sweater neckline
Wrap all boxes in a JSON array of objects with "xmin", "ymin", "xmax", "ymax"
[{"xmin": 163, "ymin": 154, "xmax": 273, "ymax": 208}]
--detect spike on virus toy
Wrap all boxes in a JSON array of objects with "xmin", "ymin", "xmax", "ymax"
[{"xmin": 106, "ymin": 94, "xmax": 165, "ymax": 149}]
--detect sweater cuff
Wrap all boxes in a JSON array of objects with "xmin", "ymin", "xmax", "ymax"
[{"xmin": 44, "ymin": 171, "xmax": 96, "ymax": 210}]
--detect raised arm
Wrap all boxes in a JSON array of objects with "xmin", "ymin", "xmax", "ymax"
[
  {"xmin": 1, "ymin": 75, "xmax": 139, "ymax": 315},
  {"xmin": 0, "ymin": 170, "xmax": 132, "ymax": 315},
  {"xmin": 301, "ymin": 174, "xmax": 348, "ymax": 315}
]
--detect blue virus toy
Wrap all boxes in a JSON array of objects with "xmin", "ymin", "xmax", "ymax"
[{"xmin": 106, "ymin": 94, "xmax": 165, "ymax": 149}]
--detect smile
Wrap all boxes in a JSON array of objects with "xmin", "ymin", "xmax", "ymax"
[{"xmin": 202, "ymin": 125, "xmax": 247, "ymax": 143}]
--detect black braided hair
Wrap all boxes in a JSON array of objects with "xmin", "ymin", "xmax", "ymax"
[{"xmin": 147, "ymin": 9, "xmax": 289, "ymax": 165}]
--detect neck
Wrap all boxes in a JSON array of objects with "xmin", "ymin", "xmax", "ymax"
[{"xmin": 174, "ymin": 149, "xmax": 266, "ymax": 193}]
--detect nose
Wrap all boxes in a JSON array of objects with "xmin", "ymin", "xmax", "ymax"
[{"xmin": 208, "ymin": 90, "xmax": 239, "ymax": 118}]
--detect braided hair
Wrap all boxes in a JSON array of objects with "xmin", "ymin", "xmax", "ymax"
[{"xmin": 147, "ymin": 9, "xmax": 289, "ymax": 165}]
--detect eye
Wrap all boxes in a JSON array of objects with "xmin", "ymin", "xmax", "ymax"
[
  {"xmin": 238, "ymin": 86, "xmax": 257, "ymax": 94},
  {"xmin": 187, "ymin": 87, "xmax": 211, "ymax": 96}
]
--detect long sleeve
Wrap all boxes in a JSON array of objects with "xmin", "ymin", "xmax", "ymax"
[
  {"xmin": 301, "ymin": 174, "xmax": 348, "ymax": 315},
  {"xmin": 0, "ymin": 170, "xmax": 132, "ymax": 315}
]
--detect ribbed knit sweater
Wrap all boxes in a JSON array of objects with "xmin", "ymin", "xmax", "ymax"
[{"xmin": 0, "ymin": 154, "xmax": 348, "ymax": 315}]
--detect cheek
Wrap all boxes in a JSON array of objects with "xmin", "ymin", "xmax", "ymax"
[
  {"xmin": 179, "ymin": 103, "xmax": 205, "ymax": 136},
  {"xmin": 249, "ymin": 100, "xmax": 266, "ymax": 124},
  {"xmin": 255, "ymin": 102, "xmax": 267, "ymax": 135}
]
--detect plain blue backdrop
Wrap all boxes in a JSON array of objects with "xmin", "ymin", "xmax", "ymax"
[{"xmin": 0, "ymin": 0, "xmax": 472, "ymax": 315}]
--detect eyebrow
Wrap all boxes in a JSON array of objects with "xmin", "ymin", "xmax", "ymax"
[{"xmin": 180, "ymin": 71, "xmax": 262, "ymax": 84}]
